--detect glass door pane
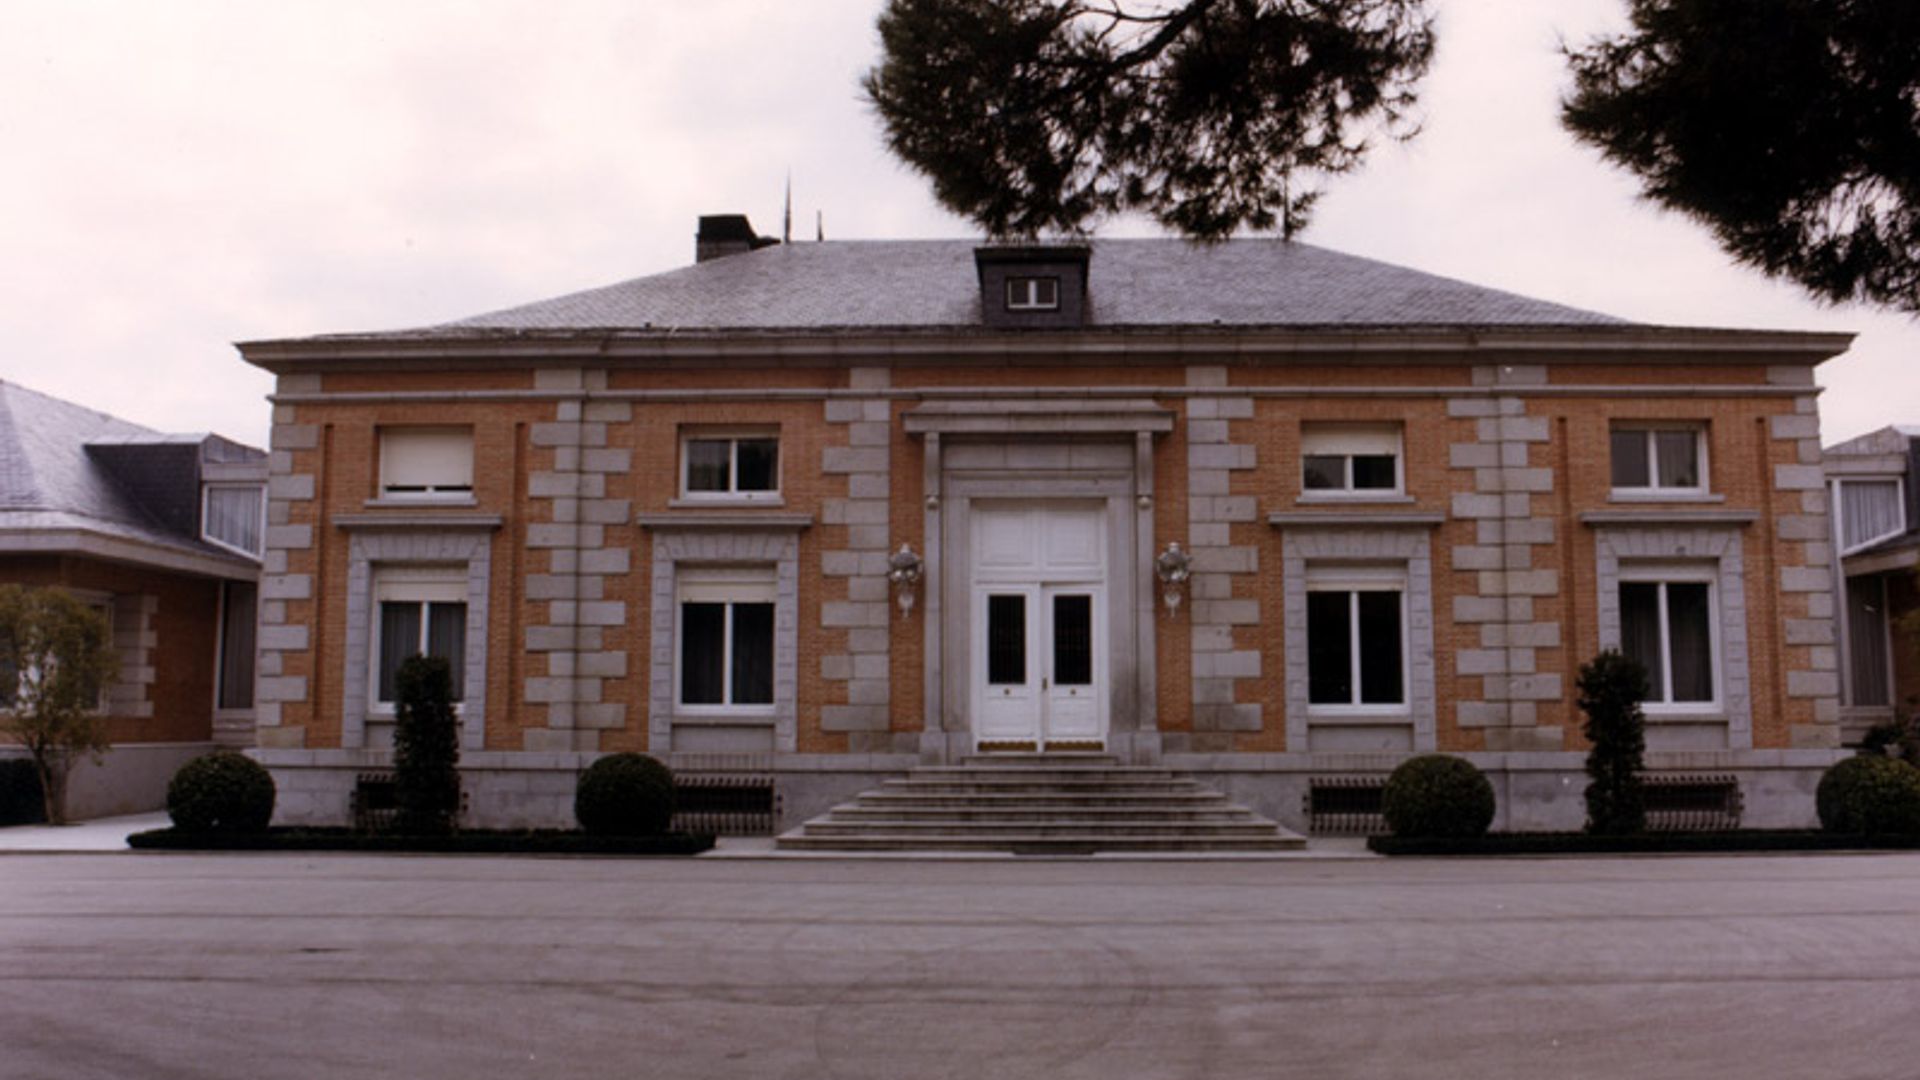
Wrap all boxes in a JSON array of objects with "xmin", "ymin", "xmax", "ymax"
[
  {"xmin": 987, "ymin": 594, "xmax": 1027, "ymax": 685},
  {"xmin": 1052, "ymin": 594, "xmax": 1092, "ymax": 686}
]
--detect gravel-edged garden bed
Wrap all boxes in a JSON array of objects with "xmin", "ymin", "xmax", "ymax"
[
  {"xmin": 1368, "ymin": 831, "xmax": 1920, "ymax": 856},
  {"xmin": 127, "ymin": 827, "xmax": 715, "ymax": 855}
]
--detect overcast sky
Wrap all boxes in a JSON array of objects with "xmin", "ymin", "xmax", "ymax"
[{"xmin": 2, "ymin": 0, "xmax": 1913, "ymax": 452}]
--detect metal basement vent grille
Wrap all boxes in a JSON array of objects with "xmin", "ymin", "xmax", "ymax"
[{"xmin": 1305, "ymin": 776, "xmax": 1389, "ymax": 836}]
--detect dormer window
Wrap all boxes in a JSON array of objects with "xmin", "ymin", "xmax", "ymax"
[
  {"xmin": 1006, "ymin": 276, "xmax": 1060, "ymax": 312},
  {"xmin": 202, "ymin": 484, "xmax": 265, "ymax": 557}
]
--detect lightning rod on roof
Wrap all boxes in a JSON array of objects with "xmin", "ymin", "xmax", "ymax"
[
  {"xmin": 817, "ymin": 211, "xmax": 824, "ymax": 242},
  {"xmin": 783, "ymin": 172, "xmax": 793, "ymax": 245}
]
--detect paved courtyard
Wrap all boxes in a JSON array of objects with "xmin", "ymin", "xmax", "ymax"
[{"xmin": 2, "ymin": 851, "xmax": 1918, "ymax": 1078}]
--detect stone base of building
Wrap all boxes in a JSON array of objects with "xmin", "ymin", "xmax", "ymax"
[{"xmin": 252, "ymin": 746, "xmax": 1849, "ymax": 834}]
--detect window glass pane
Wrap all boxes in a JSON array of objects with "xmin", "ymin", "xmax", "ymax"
[
  {"xmin": 377, "ymin": 602, "xmax": 421, "ymax": 703},
  {"xmin": 686, "ymin": 440, "xmax": 731, "ymax": 492},
  {"xmin": 1034, "ymin": 276, "xmax": 1059, "ymax": 307},
  {"xmin": 1052, "ymin": 594, "xmax": 1092, "ymax": 686},
  {"xmin": 205, "ymin": 486, "xmax": 263, "ymax": 555},
  {"xmin": 0, "ymin": 656, "xmax": 15, "ymax": 709},
  {"xmin": 1665, "ymin": 583, "xmax": 1713, "ymax": 702},
  {"xmin": 1611, "ymin": 430, "xmax": 1650, "ymax": 487},
  {"xmin": 735, "ymin": 439, "xmax": 779, "ymax": 492},
  {"xmin": 987, "ymin": 594, "xmax": 1026, "ymax": 685},
  {"xmin": 1356, "ymin": 591, "xmax": 1404, "ymax": 704},
  {"xmin": 1841, "ymin": 480, "xmax": 1904, "ymax": 550},
  {"xmin": 1847, "ymin": 577, "xmax": 1891, "ymax": 707},
  {"xmin": 218, "ymin": 581, "xmax": 257, "ymax": 710},
  {"xmin": 1303, "ymin": 455, "xmax": 1345, "ymax": 490},
  {"xmin": 426, "ymin": 602, "xmax": 467, "ymax": 703},
  {"xmin": 1351, "ymin": 455, "xmax": 1397, "ymax": 490},
  {"xmin": 680, "ymin": 602, "xmax": 725, "ymax": 704},
  {"xmin": 1619, "ymin": 582, "xmax": 1665, "ymax": 701},
  {"xmin": 1655, "ymin": 430, "xmax": 1699, "ymax": 488},
  {"xmin": 1307, "ymin": 591, "xmax": 1352, "ymax": 705},
  {"xmin": 731, "ymin": 603, "xmax": 774, "ymax": 705}
]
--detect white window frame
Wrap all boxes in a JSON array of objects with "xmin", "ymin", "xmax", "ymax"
[
  {"xmin": 1304, "ymin": 564, "xmax": 1410, "ymax": 716},
  {"xmin": 368, "ymin": 567, "xmax": 468, "ymax": 715},
  {"xmin": 200, "ymin": 483, "xmax": 266, "ymax": 558},
  {"xmin": 675, "ymin": 565, "xmax": 778, "ymax": 715},
  {"xmin": 1610, "ymin": 423, "xmax": 1709, "ymax": 498},
  {"xmin": 1832, "ymin": 477, "xmax": 1908, "ymax": 554},
  {"xmin": 1300, "ymin": 423, "xmax": 1404, "ymax": 499},
  {"xmin": 1617, "ymin": 562, "xmax": 1722, "ymax": 715},
  {"xmin": 678, "ymin": 429, "xmax": 781, "ymax": 503},
  {"xmin": 377, "ymin": 426, "xmax": 475, "ymax": 503},
  {"xmin": 1005, "ymin": 275, "xmax": 1060, "ymax": 311}
]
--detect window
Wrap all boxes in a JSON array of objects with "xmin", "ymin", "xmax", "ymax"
[
  {"xmin": 678, "ymin": 566, "xmax": 775, "ymax": 710},
  {"xmin": 371, "ymin": 569, "xmax": 466, "ymax": 706},
  {"xmin": 1835, "ymin": 478, "xmax": 1907, "ymax": 553},
  {"xmin": 378, "ymin": 427, "xmax": 474, "ymax": 501},
  {"xmin": 1005, "ymin": 275, "xmax": 1060, "ymax": 311},
  {"xmin": 1610, "ymin": 425, "xmax": 1706, "ymax": 494},
  {"xmin": 681, "ymin": 431, "xmax": 779, "ymax": 500},
  {"xmin": 1306, "ymin": 567, "xmax": 1406, "ymax": 709},
  {"xmin": 202, "ymin": 484, "xmax": 265, "ymax": 557},
  {"xmin": 1302, "ymin": 423, "xmax": 1401, "ymax": 496},
  {"xmin": 1619, "ymin": 571, "xmax": 1717, "ymax": 708},
  {"xmin": 216, "ymin": 581, "xmax": 256, "ymax": 710},
  {"xmin": 0, "ymin": 596, "xmax": 111, "ymax": 711}
]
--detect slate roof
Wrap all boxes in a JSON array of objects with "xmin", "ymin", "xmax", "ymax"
[
  {"xmin": 418, "ymin": 239, "xmax": 1630, "ymax": 336},
  {"xmin": 0, "ymin": 380, "xmax": 261, "ymax": 568}
]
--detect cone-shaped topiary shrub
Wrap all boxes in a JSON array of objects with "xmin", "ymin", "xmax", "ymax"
[
  {"xmin": 1382, "ymin": 754, "xmax": 1496, "ymax": 838},
  {"xmin": 575, "ymin": 753, "xmax": 676, "ymax": 836},
  {"xmin": 1816, "ymin": 755, "xmax": 1920, "ymax": 836},
  {"xmin": 1579, "ymin": 649, "xmax": 1649, "ymax": 836},
  {"xmin": 394, "ymin": 655, "xmax": 460, "ymax": 835},
  {"xmin": 167, "ymin": 751, "xmax": 275, "ymax": 833}
]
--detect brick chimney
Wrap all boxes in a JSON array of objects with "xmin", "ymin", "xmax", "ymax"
[{"xmin": 696, "ymin": 214, "xmax": 780, "ymax": 263}]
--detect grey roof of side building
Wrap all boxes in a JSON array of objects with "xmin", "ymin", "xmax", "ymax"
[
  {"xmin": 399, "ymin": 239, "xmax": 1635, "ymax": 335},
  {"xmin": 0, "ymin": 380, "xmax": 263, "ymax": 573}
]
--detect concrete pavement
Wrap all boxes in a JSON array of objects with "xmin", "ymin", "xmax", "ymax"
[{"xmin": 2, "ymin": 851, "xmax": 1918, "ymax": 1078}]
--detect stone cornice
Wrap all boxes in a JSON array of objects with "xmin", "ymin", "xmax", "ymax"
[{"xmin": 332, "ymin": 512, "xmax": 504, "ymax": 531}]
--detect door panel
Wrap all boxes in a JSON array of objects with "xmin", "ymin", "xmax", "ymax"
[
  {"xmin": 974, "ymin": 587, "xmax": 1040, "ymax": 741},
  {"xmin": 1042, "ymin": 586, "xmax": 1102, "ymax": 742}
]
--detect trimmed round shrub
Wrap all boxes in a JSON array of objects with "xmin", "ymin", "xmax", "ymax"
[
  {"xmin": 1382, "ymin": 754, "xmax": 1496, "ymax": 839},
  {"xmin": 167, "ymin": 752, "xmax": 275, "ymax": 833},
  {"xmin": 574, "ymin": 753, "xmax": 676, "ymax": 836},
  {"xmin": 1816, "ymin": 755, "xmax": 1920, "ymax": 836}
]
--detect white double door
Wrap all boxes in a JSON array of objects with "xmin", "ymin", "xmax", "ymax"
[{"xmin": 970, "ymin": 502, "xmax": 1107, "ymax": 747}]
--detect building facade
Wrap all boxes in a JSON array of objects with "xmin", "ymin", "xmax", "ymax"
[
  {"xmin": 238, "ymin": 220, "xmax": 1852, "ymax": 831},
  {"xmin": 0, "ymin": 382, "xmax": 265, "ymax": 817},
  {"xmin": 1824, "ymin": 425, "xmax": 1920, "ymax": 740}
]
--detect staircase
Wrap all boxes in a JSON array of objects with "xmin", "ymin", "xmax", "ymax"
[{"xmin": 775, "ymin": 753, "xmax": 1306, "ymax": 853}]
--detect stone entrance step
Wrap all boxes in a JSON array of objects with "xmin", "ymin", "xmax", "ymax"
[{"xmin": 776, "ymin": 754, "xmax": 1304, "ymax": 854}]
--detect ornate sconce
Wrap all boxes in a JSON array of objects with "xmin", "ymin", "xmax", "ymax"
[
  {"xmin": 1154, "ymin": 541, "xmax": 1192, "ymax": 616},
  {"xmin": 888, "ymin": 543, "xmax": 924, "ymax": 617}
]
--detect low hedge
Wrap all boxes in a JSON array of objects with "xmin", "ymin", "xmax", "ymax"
[
  {"xmin": 575, "ymin": 753, "xmax": 676, "ymax": 836},
  {"xmin": 167, "ymin": 752, "xmax": 276, "ymax": 833},
  {"xmin": 1382, "ymin": 754, "xmax": 1496, "ymax": 838},
  {"xmin": 0, "ymin": 759, "xmax": 46, "ymax": 826},
  {"xmin": 1369, "ymin": 830, "xmax": 1920, "ymax": 856},
  {"xmin": 1816, "ymin": 755, "xmax": 1920, "ymax": 836},
  {"xmin": 126, "ymin": 827, "xmax": 714, "ymax": 855}
]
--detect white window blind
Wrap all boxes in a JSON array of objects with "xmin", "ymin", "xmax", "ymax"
[
  {"xmin": 380, "ymin": 428, "xmax": 474, "ymax": 497},
  {"xmin": 1302, "ymin": 424, "xmax": 1400, "ymax": 457}
]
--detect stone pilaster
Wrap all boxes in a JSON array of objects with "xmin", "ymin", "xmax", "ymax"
[
  {"xmin": 255, "ymin": 377, "xmax": 321, "ymax": 750},
  {"xmin": 819, "ymin": 367, "xmax": 898, "ymax": 751},
  {"xmin": 1448, "ymin": 367, "xmax": 1563, "ymax": 752},
  {"xmin": 1768, "ymin": 380, "xmax": 1841, "ymax": 747},
  {"xmin": 1185, "ymin": 368, "xmax": 1260, "ymax": 747},
  {"xmin": 522, "ymin": 369, "xmax": 631, "ymax": 752}
]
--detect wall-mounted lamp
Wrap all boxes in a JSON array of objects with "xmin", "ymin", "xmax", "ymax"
[
  {"xmin": 888, "ymin": 543, "xmax": 924, "ymax": 617},
  {"xmin": 1154, "ymin": 541, "xmax": 1192, "ymax": 616}
]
